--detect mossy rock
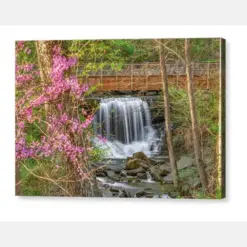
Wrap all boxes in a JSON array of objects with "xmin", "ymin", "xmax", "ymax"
[
  {"xmin": 126, "ymin": 158, "xmax": 141, "ymax": 170},
  {"xmin": 132, "ymin": 152, "xmax": 151, "ymax": 165},
  {"xmin": 126, "ymin": 167, "xmax": 145, "ymax": 176},
  {"xmin": 126, "ymin": 158, "xmax": 148, "ymax": 170}
]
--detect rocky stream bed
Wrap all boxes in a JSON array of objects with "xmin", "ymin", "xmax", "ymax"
[{"xmin": 93, "ymin": 152, "xmax": 201, "ymax": 198}]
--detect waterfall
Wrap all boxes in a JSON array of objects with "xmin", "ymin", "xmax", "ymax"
[{"xmin": 93, "ymin": 97, "xmax": 160, "ymax": 158}]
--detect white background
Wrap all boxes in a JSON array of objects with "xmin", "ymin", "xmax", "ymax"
[
  {"xmin": 0, "ymin": 0, "xmax": 247, "ymax": 25},
  {"xmin": 1, "ymin": 222, "xmax": 247, "ymax": 247},
  {"xmin": 0, "ymin": 25, "xmax": 246, "ymax": 222}
]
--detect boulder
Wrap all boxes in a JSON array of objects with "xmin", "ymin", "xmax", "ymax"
[
  {"xmin": 135, "ymin": 190, "xmax": 146, "ymax": 198},
  {"xmin": 102, "ymin": 190, "xmax": 113, "ymax": 197},
  {"xmin": 106, "ymin": 170, "xmax": 115, "ymax": 178},
  {"xmin": 106, "ymin": 165, "xmax": 123, "ymax": 174},
  {"xmin": 118, "ymin": 190, "xmax": 128, "ymax": 198},
  {"xmin": 95, "ymin": 170, "xmax": 107, "ymax": 177},
  {"xmin": 144, "ymin": 188, "xmax": 154, "ymax": 198},
  {"xmin": 149, "ymin": 159, "xmax": 158, "ymax": 165},
  {"xmin": 150, "ymin": 158, "xmax": 169, "ymax": 166},
  {"xmin": 135, "ymin": 188, "xmax": 154, "ymax": 198},
  {"xmin": 163, "ymin": 173, "xmax": 173, "ymax": 184},
  {"xmin": 102, "ymin": 184, "xmax": 110, "ymax": 189},
  {"xmin": 139, "ymin": 161, "xmax": 149, "ymax": 170},
  {"xmin": 149, "ymin": 165, "xmax": 169, "ymax": 181},
  {"xmin": 132, "ymin": 152, "xmax": 152, "ymax": 165},
  {"xmin": 137, "ymin": 173, "xmax": 147, "ymax": 179},
  {"xmin": 126, "ymin": 158, "xmax": 141, "ymax": 170},
  {"xmin": 177, "ymin": 156, "xmax": 194, "ymax": 170},
  {"xmin": 126, "ymin": 167, "xmax": 145, "ymax": 176},
  {"xmin": 126, "ymin": 158, "xmax": 149, "ymax": 170},
  {"xmin": 110, "ymin": 187, "xmax": 120, "ymax": 193},
  {"xmin": 159, "ymin": 165, "xmax": 170, "ymax": 176},
  {"xmin": 120, "ymin": 170, "xmax": 127, "ymax": 177},
  {"xmin": 106, "ymin": 170, "xmax": 120, "ymax": 181},
  {"xmin": 150, "ymin": 166, "xmax": 162, "ymax": 181}
]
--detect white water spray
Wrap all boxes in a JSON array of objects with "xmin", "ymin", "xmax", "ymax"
[{"xmin": 93, "ymin": 97, "xmax": 160, "ymax": 158}]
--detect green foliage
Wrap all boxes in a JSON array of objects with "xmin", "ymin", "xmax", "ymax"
[
  {"xmin": 89, "ymin": 146, "xmax": 107, "ymax": 162},
  {"xmin": 215, "ymin": 187, "xmax": 223, "ymax": 199},
  {"xmin": 19, "ymin": 157, "xmax": 67, "ymax": 196},
  {"xmin": 84, "ymin": 83, "xmax": 99, "ymax": 97},
  {"xmin": 63, "ymin": 40, "xmax": 133, "ymax": 75},
  {"xmin": 16, "ymin": 41, "xmax": 37, "ymax": 65},
  {"xmin": 113, "ymin": 40, "xmax": 135, "ymax": 55},
  {"xmin": 20, "ymin": 159, "xmax": 46, "ymax": 196},
  {"xmin": 191, "ymin": 38, "xmax": 220, "ymax": 62},
  {"xmin": 164, "ymin": 86, "xmax": 219, "ymax": 151}
]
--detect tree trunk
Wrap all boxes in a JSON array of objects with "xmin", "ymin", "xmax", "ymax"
[
  {"xmin": 35, "ymin": 41, "xmax": 54, "ymax": 83},
  {"xmin": 214, "ymin": 38, "xmax": 226, "ymax": 198},
  {"xmin": 35, "ymin": 41, "xmax": 54, "ymax": 114},
  {"xmin": 159, "ymin": 39, "xmax": 179, "ymax": 189},
  {"xmin": 15, "ymin": 162, "xmax": 20, "ymax": 195},
  {"xmin": 35, "ymin": 41, "xmax": 101, "ymax": 197},
  {"xmin": 184, "ymin": 39, "xmax": 208, "ymax": 191}
]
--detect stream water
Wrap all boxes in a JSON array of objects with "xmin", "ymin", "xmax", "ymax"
[
  {"xmin": 93, "ymin": 97, "xmax": 162, "ymax": 158},
  {"xmin": 95, "ymin": 158, "xmax": 174, "ymax": 198}
]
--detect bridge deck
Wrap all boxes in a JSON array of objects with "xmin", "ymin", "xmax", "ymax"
[{"xmin": 76, "ymin": 62, "xmax": 220, "ymax": 91}]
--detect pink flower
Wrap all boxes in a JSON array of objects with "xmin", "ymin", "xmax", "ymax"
[
  {"xmin": 25, "ymin": 48, "xmax": 31, "ymax": 54},
  {"xmin": 16, "ymin": 74, "xmax": 33, "ymax": 85},
  {"xmin": 57, "ymin": 103, "xmax": 63, "ymax": 111},
  {"xmin": 15, "ymin": 43, "xmax": 92, "ymax": 179},
  {"xmin": 97, "ymin": 135, "xmax": 107, "ymax": 143},
  {"xmin": 18, "ymin": 122, "xmax": 25, "ymax": 129},
  {"xmin": 22, "ymin": 64, "xmax": 34, "ymax": 72},
  {"xmin": 81, "ymin": 108, "xmax": 87, "ymax": 115},
  {"xmin": 60, "ymin": 113, "xmax": 68, "ymax": 124},
  {"xmin": 32, "ymin": 95, "xmax": 47, "ymax": 107},
  {"xmin": 26, "ymin": 107, "xmax": 32, "ymax": 122},
  {"xmin": 52, "ymin": 46, "xmax": 61, "ymax": 55},
  {"xmin": 16, "ymin": 41, "xmax": 25, "ymax": 51},
  {"xmin": 17, "ymin": 41, "xmax": 24, "ymax": 47}
]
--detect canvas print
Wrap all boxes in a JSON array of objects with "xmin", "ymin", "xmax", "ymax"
[{"xmin": 15, "ymin": 38, "xmax": 225, "ymax": 198}]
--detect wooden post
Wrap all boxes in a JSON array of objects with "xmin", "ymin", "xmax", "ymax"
[
  {"xmin": 131, "ymin": 64, "xmax": 133, "ymax": 90},
  {"xmin": 116, "ymin": 68, "xmax": 118, "ymax": 90},
  {"xmin": 176, "ymin": 61, "xmax": 179, "ymax": 87},
  {"xmin": 100, "ymin": 68, "xmax": 103, "ymax": 90},
  {"xmin": 145, "ymin": 63, "xmax": 148, "ymax": 90}
]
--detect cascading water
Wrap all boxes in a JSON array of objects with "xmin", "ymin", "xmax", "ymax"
[{"xmin": 93, "ymin": 97, "xmax": 161, "ymax": 158}]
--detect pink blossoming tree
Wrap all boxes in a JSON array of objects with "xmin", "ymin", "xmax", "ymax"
[{"xmin": 16, "ymin": 41, "xmax": 101, "ymax": 196}]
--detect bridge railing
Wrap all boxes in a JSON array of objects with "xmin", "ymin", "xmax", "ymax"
[{"xmin": 72, "ymin": 62, "xmax": 220, "ymax": 78}]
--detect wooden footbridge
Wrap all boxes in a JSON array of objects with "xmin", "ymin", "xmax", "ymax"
[{"xmin": 79, "ymin": 62, "xmax": 220, "ymax": 92}]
